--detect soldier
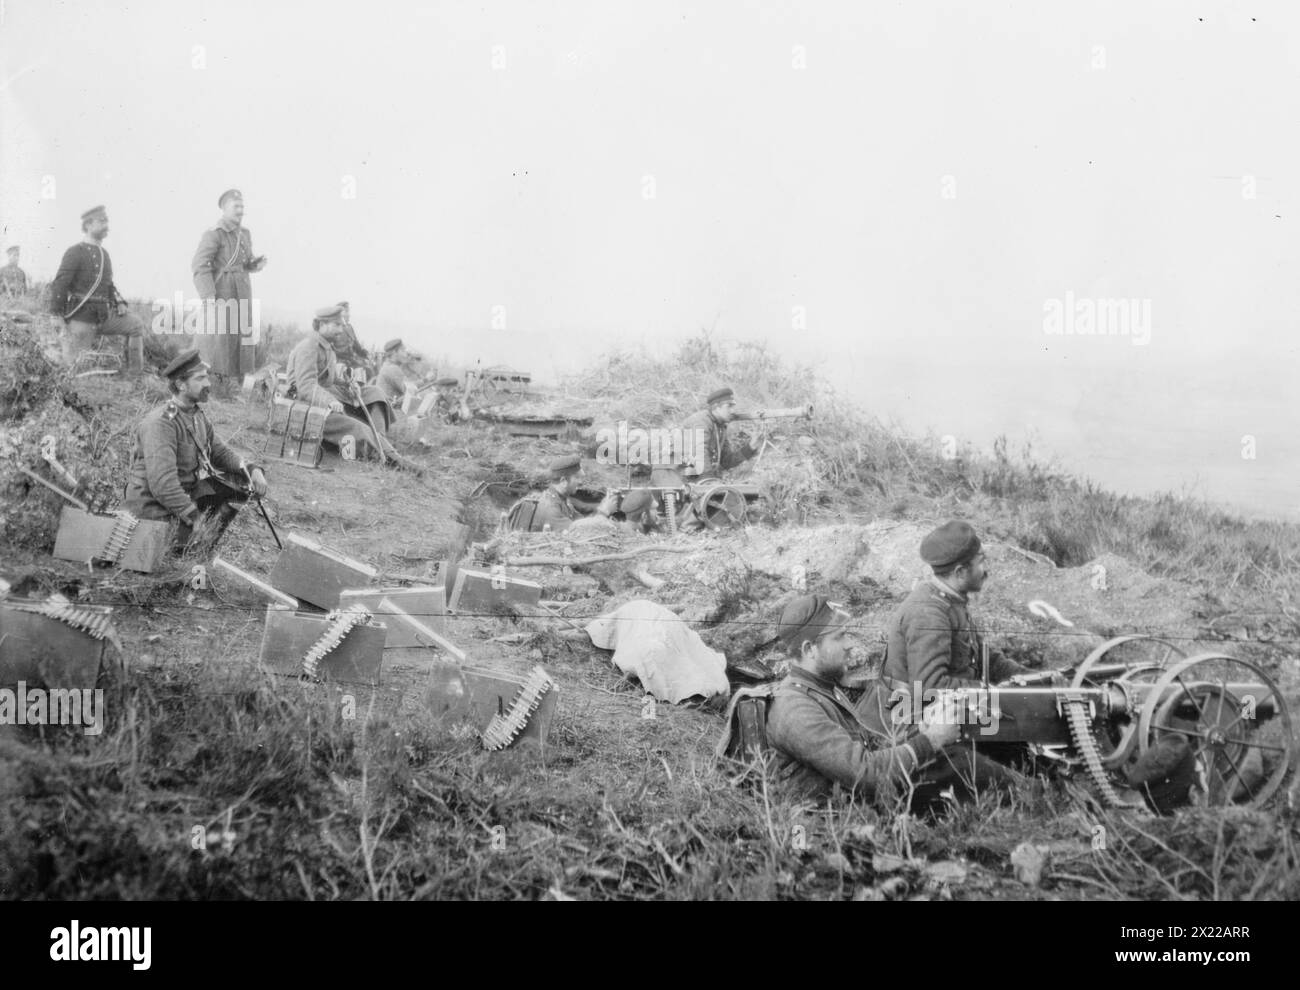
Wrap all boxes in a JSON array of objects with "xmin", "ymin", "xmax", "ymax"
[
  {"xmin": 0, "ymin": 246, "xmax": 28, "ymax": 297},
  {"xmin": 192, "ymin": 189, "xmax": 267, "ymax": 381},
  {"xmin": 679, "ymin": 386, "xmax": 762, "ymax": 482},
  {"xmin": 858, "ymin": 520, "xmax": 1060, "ymax": 785},
  {"xmin": 48, "ymin": 206, "xmax": 146, "ymax": 374},
  {"xmin": 375, "ymin": 338, "xmax": 415, "ymax": 403},
  {"xmin": 878, "ymin": 521, "xmax": 1040, "ymax": 696},
  {"xmin": 766, "ymin": 595, "xmax": 962, "ymax": 804},
  {"xmin": 123, "ymin": 348, "xmax": 268, "ymax": 549},
  {"xmin": 332, "ymin": 300, "xmax": 374, "ymax": 378},
  {"xmin": 522, "ymin": 454, "xmax": 620, "ymax": 532},
  {"xmin": 286, "ymin": 305, "xmax": 423, "ymax": 475}
]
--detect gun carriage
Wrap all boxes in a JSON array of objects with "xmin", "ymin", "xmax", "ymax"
[{"xmin": 937, "ymin": 635, "xmax": 1294, "ymax": 809}]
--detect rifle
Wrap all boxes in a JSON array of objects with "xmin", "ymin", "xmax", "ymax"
[{"xmin": 350, "ymin": 381, "xmax": 389, "ymax": 465}]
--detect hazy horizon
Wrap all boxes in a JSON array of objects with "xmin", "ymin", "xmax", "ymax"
[{"xmin": 3, "ymin": 0, "xmax": 1296, "ymax": 520}]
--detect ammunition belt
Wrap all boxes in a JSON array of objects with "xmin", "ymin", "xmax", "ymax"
[
  {"xmin": 301, "ymin": 604, "xmax": 371, "ymax": 679},
  {"xmin": 481, "ymin": 666, "xmax": 553, "ymax": 751},
  {"xmin": 6, "ymin": 596, "xmax": 115, "ymax": 641},
  {"xmin": 1061, "ymin": 690, "xmax": 1144, "ymax": 810},
  {"xmin": 100, "ymin": 510, "xmax": 139, "ymax": 564}
]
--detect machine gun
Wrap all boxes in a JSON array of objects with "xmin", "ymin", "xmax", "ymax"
[{"xmin": 903, "ymin": 636, "xmax": 1296, "ymax": 810}]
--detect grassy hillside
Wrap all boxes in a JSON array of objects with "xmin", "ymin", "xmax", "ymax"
[{"xmin": 1, "ymin": 290, "xmax": 1297, "ymax": 900}]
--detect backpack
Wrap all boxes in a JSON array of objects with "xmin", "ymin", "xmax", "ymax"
[
  {"xmin": 504, "ymin": 493, "xmax": 542, "ymax": 532},
  {"xmin": 715, "ymin": 684, "xmax": 777, "ymax": 763}
]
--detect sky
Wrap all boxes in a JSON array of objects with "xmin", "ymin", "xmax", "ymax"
[{"xmin": 2, "ymin": 1, "xmax": 1297, "ymax": 517}]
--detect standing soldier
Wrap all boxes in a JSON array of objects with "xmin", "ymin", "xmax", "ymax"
[
  {"xmin": 123, "ymin": 348, "xmax": 268, "ymax": 550},
  {"xmin": 48, "ymin": 206, "xmax": 146, "ymax": 374},
  {"xmin": 286, "ymin": 305, "xmax": 424, "ymax": 475},
  {"xmin": 0, "ymin": 246, "xmax": 28, "ymax": 297},
  {"xmin": 192, "ymin": 189, "xmax": 266, "ymax": 382}
]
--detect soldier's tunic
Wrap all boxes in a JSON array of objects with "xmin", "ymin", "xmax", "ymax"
[
  {"xmin": 529, "ymin": 487, "xmax": 581, "ymax": 532},
  {"xmin": 192, "ymin": 217, "xmax": 259, "ymax": 377},
  {"xmin": 123, "ymin": 400, "xmax": 249, "ymax": 525},
  {"xmin": 679, "ymin": 408, "xmax": 757, "ymax": 480},
  {"xmin": 0, "ymin": 262, "xmax": 27, "ymax": 297},
  {"xmin": 48, "ymin": 241, "xmax": 145, "ymax": 367},
  {"xmin": 376, "ymin": 360, "xmax": 409, "ymax": 404},
  {"xmin": 286, "ymin": 332, "xmax": 395, "ymax": 459},
  {"xmin": 881, "ymin": 577, "xmax": 1030, "ymax": 695},
  {"xmin": 766, "ymin": 667, "xmax": 936, "ymax": 803},
  {"xmin": 855, "ymin": 576, "xmax": 1033, "ymax": 792}
]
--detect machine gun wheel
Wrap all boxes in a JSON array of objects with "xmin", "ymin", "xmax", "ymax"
[
  {"xmin": 1070, "ymin": 635, "xmax": 1187, "ymax": 770},
  {"xmin": 1136, "ymin": 653, "xmax": 1295, "ymax": 808},
  {"xmin": 694, "ymin": 485, "xmax": 749, "ymax": 530}
]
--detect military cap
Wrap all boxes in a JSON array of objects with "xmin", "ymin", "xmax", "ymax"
[
  {"xmin": 80, "ymin": 205, "xmax": 107, "ymax": 222},
  {"xmin": 706, "ymin": 386, "xmax": 735, "ymax": 406},
  {"xmin": 548, "ymin": 453, "xmax": 582, "ymax": 477},
  {"xmin": 920, "ymin": 520, "xmax": 982, "ymax": 568},
  {"xmin": 383, "ymin": 338, "xmax": 404, "ymax": 354},
  {"xmin": 218, "ymin": 188, "xmax": 242, "ymax": 207},
  {"xmin": 314, "ymin": 304, "xmax": 345, "ymax": 321},
  {"xmin": 163, "ymin": 347, "xmax": 208, "ymax": 380},
  {"xmin": 777, "ymin": 594, "xmax": 850, "ymax": 655}
]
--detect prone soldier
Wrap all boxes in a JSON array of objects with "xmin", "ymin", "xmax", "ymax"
[
  {"xmin": 766, "ymin": 595, "xmax": 962, "ymax": 805},
  {"xmin": 519, "ymin": 454, "xmax": 620, "ymax": 532},
  {"xmin": 769, "ymin": 594, "xmax": 1025, "ymax": 811},
  {"xmin": 123, "ymin": 348, "xmax": 268, "ymax": 550}
]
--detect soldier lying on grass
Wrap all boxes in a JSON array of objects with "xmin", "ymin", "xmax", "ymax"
[{"xmin": 767, "ymin": 594, "xmax": 1025, "ymax": 812}]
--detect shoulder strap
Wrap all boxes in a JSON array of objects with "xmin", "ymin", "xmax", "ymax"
[
  {"xmin": 171, "ymin": 405, "xmax": 216, "ymax": 475},
  {"xmin": 215, "ymin": 227, "xmax": 244, "ymax": 278},
  {"xmin": 65, "ymin": 245, "xmax": 105, "ymax": 320}
]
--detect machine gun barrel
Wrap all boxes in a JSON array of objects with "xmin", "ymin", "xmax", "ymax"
[{"xmin": 733, "ymin": 404, "xmax": 813, "ymax": 422}]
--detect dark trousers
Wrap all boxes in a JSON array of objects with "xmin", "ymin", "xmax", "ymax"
[
  {"xmin": 910, "ymin": 742, "xmax": 1027, "ymax": 814},
  {"xmin": 177, "ymin": 486, "xmax": 248, "ymax": 551}
]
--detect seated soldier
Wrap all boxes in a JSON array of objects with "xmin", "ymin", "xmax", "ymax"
[
  {"xmin": 375, "ymin": 338, "xmax": 415, "ymax": 404},
  {"xmin": 766, "ymin": 595, "xmax": 962, "ymax": 805},
  {"xmin": 123, "ymin": 348, "xmax": 268, "ymax": 549},
  {"xmin": 333, "ymin": 300, "xmax": 376, "ymax": 380},
  {"xmin": 522, "ymin": 455, "xmax": 621, "ymax": 532},
  {"xmin": 426, "ymin": 377, "xmax": 468, "ymax": 423},
  {"xmin": 857, "ymin": 521, "xmax": 1065, "ymax": 782},
  {"xmin": 680, "ymin": 386, "xmax": 762, "ymax": 483},
  {"xmin": 286, "ymin": 305, "xmax": 423, "ymax": 475}
]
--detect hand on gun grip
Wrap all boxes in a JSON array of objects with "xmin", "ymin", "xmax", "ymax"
[{"xmin": 919, "ymin": 693, "xmax": 963, "ymax": 748}]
